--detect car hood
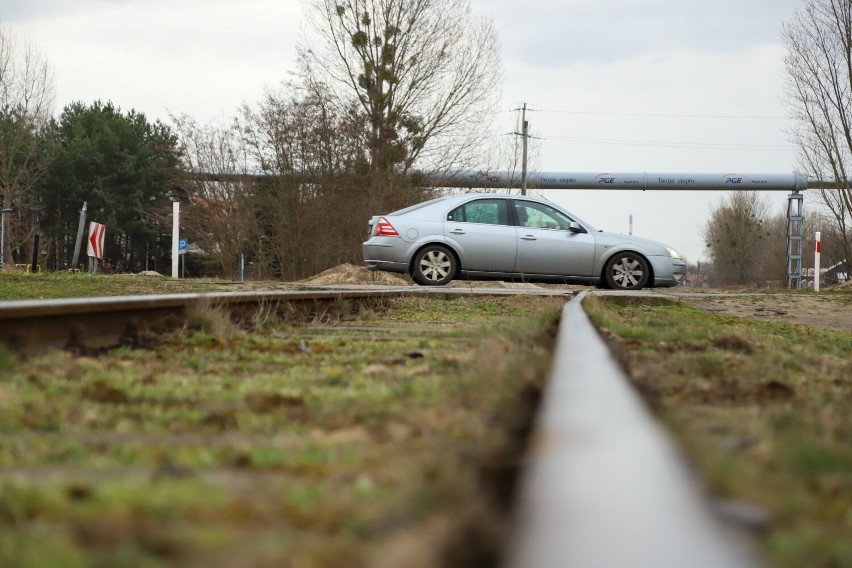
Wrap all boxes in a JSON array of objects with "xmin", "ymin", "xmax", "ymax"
[{"xmin": 594, "ymin": 231, "xmax": 673, "ymax": 254}]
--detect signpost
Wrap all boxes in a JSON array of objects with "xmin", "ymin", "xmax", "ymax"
[
  {"xmin": 87, "ymin": 221, "xmax": 106, "ymax": 274},
  {"xmin": 0, "ymin": 207, "xmax": 11, "ymax": 269},
  {"xmin": 179, "ymin": 238, "xmax": 188, "ymax": 278}
]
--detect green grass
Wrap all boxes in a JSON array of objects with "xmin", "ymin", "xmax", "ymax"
[
  {"xmin": 583, "ymin": 295, "xmax": 852, "ymax": 568},
  {"xmin": 0, "ymin": 272, "xmax": 286, "ymax": 300},
  {"xmin": 0, "ymin": 294, "xmax": 564, "ymax": 567}
]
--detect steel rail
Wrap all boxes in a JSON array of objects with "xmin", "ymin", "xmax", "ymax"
[
  {"xmin": 505, "ymin": 291, "xmax": 763, "ymax": 568},
  {"xmin": 0, "ymin": 286, "xmax": 568, "ymax": 354},
  {"xmin": 0, "ymin": 289, "xmax": 409, "ymax": 354}
]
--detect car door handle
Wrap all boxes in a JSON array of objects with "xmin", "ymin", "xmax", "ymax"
[
  {"xmin": 449, "ymin": 229, "xmax": 465, "ymax": 234},
  {"xmin": 521, "ymin": 235, "xmax": 537, "ymax": 241}
]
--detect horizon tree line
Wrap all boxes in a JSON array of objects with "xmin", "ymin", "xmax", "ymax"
[{"xmin": 3, "ymin": 0, "xmax": 852, "ymax": 284}]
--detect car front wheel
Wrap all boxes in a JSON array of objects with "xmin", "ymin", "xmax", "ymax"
[
  {"xmin": 412, "ymin": 245, "xmax": 457, "ymax": 286},
  {"xmin": 604, "ymin": 252, "xmax": 650, "ymax": 290}
]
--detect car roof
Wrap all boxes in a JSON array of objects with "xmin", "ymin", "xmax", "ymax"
[
  {"xmin": 416, "ymin": 192, "xmax": 550, "ymax": 206},
  {"xmin": 389, "ymin": 192, "xmax": 563, "ymax": 216},
  {"xmin": 387, "ymin": 192, "xmax": 517, "ymax": 216},
  {"xmin": 443, "ymin": 192, "xmax": 560, "ymax": 209},
  {"xmin": 445, "ymin": 193, "xmax": 596, "ymax": 229}
]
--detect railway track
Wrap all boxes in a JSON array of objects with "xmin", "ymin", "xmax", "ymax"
[
  {"xmin": 0, "ymin": 289, "xmax": 401, "ymax": 355},
  {"xmin": 0, "ymin": 286, "xmax": 761, "ymax": 567},
  {"xmin": 0, "ymin": 286, "xmax": 569, "ymax": 355}
]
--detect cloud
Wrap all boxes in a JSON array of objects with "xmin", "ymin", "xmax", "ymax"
[
  {"xmin": 0, "ymin": 0, "xmax": 64, "ymax": 22},
  {"xmin": 494, "ymin": 39, "xmax": 798, "ymax": 262},
  {"xmin": 473, "ymin": 0, "xmax": 802, "ymax": 67},
  {"xmin": 0, "ymin": 0, "xmax": 136, "ymax": 22},
  {"xmin": 8, "ymin": 0, "xmax": 302, "ymax": 120}
]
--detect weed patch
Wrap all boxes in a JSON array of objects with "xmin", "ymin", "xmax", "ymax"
[
  {"xmin": 584, "ymin": 294, "xmax": 852, "ymax": 568},
  {"xmin": 0, "ymin": 272, "xmax": 246, "ymax": 300},
  {"xmin": 0, "ymin": 294, "xmax": 564, "ymax": 567}
]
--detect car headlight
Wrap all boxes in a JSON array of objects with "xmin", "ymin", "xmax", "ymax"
[{"xmin": 665, "ymin": 247, "xmax": 682, "ymax": 259}]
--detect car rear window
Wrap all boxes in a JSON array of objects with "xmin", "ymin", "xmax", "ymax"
[
  {"xmin": 447, "ymin": 199, "xmax": 509, "ymax": 225},
  {"xmin": 389, "ymin": 195, "xmax": 453, "ymax": 216}
]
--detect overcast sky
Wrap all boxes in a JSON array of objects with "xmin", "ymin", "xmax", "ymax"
[{"xmin": 3, "ymin": 0, "xmax": 807, "ymax": 263}]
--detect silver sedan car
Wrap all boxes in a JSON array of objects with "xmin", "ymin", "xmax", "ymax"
[{"xmin": 363, "ymin": 193, "xmax": 686, "ymax": 289}]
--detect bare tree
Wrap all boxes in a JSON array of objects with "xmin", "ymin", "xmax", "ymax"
[
  {"xmin": 239, "ymin": 84, "xmax": 424, "ymax": 279},
  {"xmin": 299, "ymin": 0, "xmax": 502, "ymax": 178},
  {"xmin": 0, "ymin": 25, "xmax": 55, "ymax": 268},
  {"xmin": 240, "ymin": 83, "xmax": 371, "ymax": 181},
  {"xmin": 702, "ymin": 191, "xmax": 773, "ymax": 286},
  {"xmin": 239, "ymin": 86, "xmax": 344, "ymax": 279},
  {"xmin": 173, "ymin": 80, "xmax": 434, "ymax": 282},
  {"xmin": 783, "ymin": 0, "xmax": 852, "ymax": 267},
  {"xmin": 0, "ymin": 29, "xmax": 54, "ymax": 120},
  {"xmin": 172, "ymin": 114, "xmax": 258, "ymax": 278}
]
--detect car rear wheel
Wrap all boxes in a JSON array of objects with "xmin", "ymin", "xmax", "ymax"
[
  {"xmin": 412, "ymin": 245, "xmax": 457, "ymax": 286},
  {"xmin": 604, "ymin": 252, "xmax": 650, "ymax": 290}
]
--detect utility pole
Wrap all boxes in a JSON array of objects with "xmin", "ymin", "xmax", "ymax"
[
  {"xmin": 512, "ymin": 103, "xmax": 535, "ymax": 195},
  {"xmin": 521, "ymin": 103, "xmax": 528, "ymax": 196}
]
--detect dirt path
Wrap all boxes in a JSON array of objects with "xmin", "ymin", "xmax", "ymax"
[
  {"xmin": 671, "ymin": 291, "xmax": 852, "ymax": 333},
  {"xmin": 297, "ymin": 263, "xmax": 852, "ymax": 334}
]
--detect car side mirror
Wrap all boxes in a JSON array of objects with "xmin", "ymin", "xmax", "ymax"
[{"xmin": 568, "ymin": 221, "xmax": 586, "ymax": 233}]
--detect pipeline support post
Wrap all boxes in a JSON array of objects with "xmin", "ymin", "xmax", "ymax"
[{"xmin": 786, "ymin": 192, "xmax": 804, "ymax": 289}]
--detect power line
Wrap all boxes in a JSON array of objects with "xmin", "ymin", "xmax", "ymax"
[
  {"xmin": 534, "ymin": 108, "xmax": 788, "ymax": 120},
  {"xmin": 544, "ymin": 134, "xmax": 793, "ymax": 151},
  {"xmin": 452, "ymin": 131, "xmax": 788, "ymax": 151}
]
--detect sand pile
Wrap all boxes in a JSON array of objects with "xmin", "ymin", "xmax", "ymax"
[{"xmin": 302, "ymin": 263, "xmax": 412, "ymax": 285}]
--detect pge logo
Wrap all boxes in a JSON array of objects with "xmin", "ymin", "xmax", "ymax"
[
  {"xmin": 722, "ymin": 173, "xmax": 744, "ymax": 184},
  {"xmin": 595, "ymin": 173, "xmax": 616, "ymax": 184}
]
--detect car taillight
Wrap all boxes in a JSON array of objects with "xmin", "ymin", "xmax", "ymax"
[{"xmin": 375, "ymin": 217, "xmax": 399, "ymax": 237}]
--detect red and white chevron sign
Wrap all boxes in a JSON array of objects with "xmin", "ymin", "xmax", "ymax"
[{"xmin": 87, "ymin": 222, "xmax": 106, "ymax": 259}]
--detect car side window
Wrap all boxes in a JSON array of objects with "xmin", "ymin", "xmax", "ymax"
[
  {"xmin": 447, "ymin": 199, "xmax": 509, "ymax": 225},
  {"xmin": 513, "ymin": 201, "xmax": 572, "ymax": 230}
]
